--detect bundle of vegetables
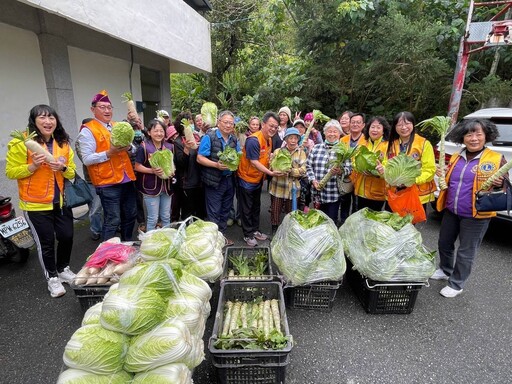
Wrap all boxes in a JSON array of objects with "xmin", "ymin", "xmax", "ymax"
[
  {"xmin": 226, "ymin": 249, "xmax": 270, "ymax": 280},
  {"xmin": 339, "ymin": 208, "xmax": 435, "ymax": 281},
  {"xmin": 139, "ymin": 227, "xmax": 183, "ymax": 261},
  {"xmin": 123, "ymin": 318, "xmax": 197, "ymax": 372},
  {"xmin": 181, "ymin": 118, "xmax": 198, "ymax": 149},
  {"xmin": 149, "ymin": 149, "xmax": 175, "ymax": 179},
  {"xmin": 384, "ymin": 153, "xmax": 421, "ymax": 187},
  {"xmin": 200, "ymin": 102, "xmax": 218, "ymax": 127},
  {"xmin": 156, "ymin": 110, "xmax": 168, "ymax": 121},
  {"xmin": 10, "ymin": 129, "xmax": 55, "ymax": 162},
  {"xmin": 270, "ymin": 149, "xmax": 292, "ymax": 173},
  {"xmin": 74, "ymin": 238, "xmax": 137, "ymax": 286},
  {"xmin": 353, "ymin": 146, "xmax": 381, "ymax": 176},
  {"xmin": 131, "ymin": 363, "xmax": 192, "ymax": 384},
  {"xmin": 119, "ymin": 262, "xmax": 180, "ymax": 299},
  {"xmin": 317, "ymin": 142, "xmax": 358, "ymax": 190},
  {"xmin": 100, "ymin": 286, "xmax": 167, "ymax": 335},
  {"xmin": 217, "ymin": 145, "xmax": 241, "ymax": 171},
  {"xmin": 271, "ymin": 209, "xmax": 346, "ymax": 286},
  {"xmin": 57, "ymin": 368, "xmax": 132, "ymax": 384},
  {"xmin": 62, "ymin": 324, "xmax": 130, "ymax": 374},
  {"xmin": 110, "ymin": 122, "xmax": 135, "ymax": 147},
  {"xmin": 214, "ymin": 298, "xmax": 289, "ymax": 350},
  {"xmin": 303, "ymin": 109, "xmax": 330, "ymax": 141}
]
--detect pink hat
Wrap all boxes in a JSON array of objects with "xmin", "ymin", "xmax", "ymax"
[
  {"xmin": 91, "ymin": 90, "xmax": 111, "ymax": 105},
  {"xmin": 166, "ymin": 125, "xmax": 178, "ymax": 140},
  {"xmin": 304, "ymin": 112, "xmax": 314, "ymax": 121}
]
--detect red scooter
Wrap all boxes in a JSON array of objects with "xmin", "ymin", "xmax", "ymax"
[{"xmin": 0, "ymin": 195, "xmax": 34, "ymax": 263}]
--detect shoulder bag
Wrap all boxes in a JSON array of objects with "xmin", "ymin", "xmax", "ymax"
[
  {"xmin": 64, "ymin": 173, "xmax": 94, "ymax": 208},
  {"xmin": 475, "ymin": 178, "xmax": 512, "ymax": 214}
]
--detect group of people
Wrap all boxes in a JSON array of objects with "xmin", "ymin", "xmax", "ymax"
[{"xmin": 5, "ymin": 92, "xmax": 508, "ymax": 300}]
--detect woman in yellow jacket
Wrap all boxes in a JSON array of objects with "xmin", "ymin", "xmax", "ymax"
[
  {"xmin": 353, "ymin": 116, "xmax": 390, "ymax": 211},
  {"xmin": 6, "ymin": 105, "xmax": 77, "ymax": 298},
  {"xmin": 386, "ymin": 111, "xmax": 436, "ymax": 209}
]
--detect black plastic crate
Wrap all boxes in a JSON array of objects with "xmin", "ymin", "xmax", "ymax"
[
  {"xmin": 72, "ymin": 285, "xmax": 110, "ymax": 312},
  {"xmin": 209, "ymin": 281, "xmax": 292, "ymax": 384},
  {"xmin": 346, "ymin": 262, "xmax": 424, "ymax": 314},
  {"xmin": 222, "ymin": 246, "xmax": 277, "ymax": 283},
  {"xmin": 283, "ymin": 281, "xmax": 340, "ymax": 312}
]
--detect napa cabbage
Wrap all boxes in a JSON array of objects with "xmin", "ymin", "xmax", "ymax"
[
  {"xmin": 131, "ymin": 363, "xmax": 192, "ymax": 384},
  {"xmin": 81, "ymin": 302, "xmax": 103, "ymax": 326},
  {"xmin": 183, "ymin": 249, "xmax": 223, "ymax": 283},
  {"xmin": 178, "ymin": 236, "xmax": 216, "ymax": 263},
  {"xmin": 139, "ymin": 228, "xmax": 182, "ymax": 261},
  {"xmin": 217, "ymin": 146, "xmax": 241, "ymax": 171},
  {"xmin": 271, "ymin": 149, "xmax": 292, "ymax": 172},
  {"xmin": 384, "ymin": 154, "xmax": 421, "ymax": 187},
  {"xmin": 149, "ymin": 149, "xmax": 175, "ymax": 179},
  {"xmin": 57, "ymin": 368, "xmax": 132, "ymax": 384},
  {"xmin": 119, "ymin": 262, "xmax": 180, "ymax": 299},
  {"xmin": 201, "ymin": 102, "xmax": 218, "ymax": 127},
  {"xmin": 110, "ymin": 122, "xmax": 135, "ymax": 147}
]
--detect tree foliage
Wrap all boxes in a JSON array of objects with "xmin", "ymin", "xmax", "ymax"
[{"xmin": 171, "ymin": 0, "xmax": 512, "ymax": 123}]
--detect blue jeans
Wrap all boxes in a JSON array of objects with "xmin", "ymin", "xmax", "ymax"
[
  {"xmin": 204, "ymin": 176, "xmax": 235, "ymax": 234},
  {"xmin": 143, "ymin": 193, "xmax": 172, "ymax": 231},
  {"xmin": 438, "ymin": 210, "xmax": 490, "ymax": 290},
  {"xmin": 96, "ymin": 182, "xmax": 137, "ymax": 241},
  {"xmin": 88, "ymin": 182, "xmax": 103, "ymax": 235}
]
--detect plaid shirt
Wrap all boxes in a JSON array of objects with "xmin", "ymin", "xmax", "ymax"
[
  {"xmin": 306, "ymin": 142, "xmax": 341, "ymax": 203},
  {"xmin": 269, "ymin": 147, "xmax": 307, "ymax": 200}
]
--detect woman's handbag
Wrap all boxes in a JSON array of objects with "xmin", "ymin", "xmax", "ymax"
[
  {"xmin": 64, "ymin": 174, "xmax": 94, "ymax": 208},
  {"xmin": 337, "ymin": 176, "xmax": 354, "ymax": 195},
  {"xmin": 387, "ymin": 184, "xmax": 426, "ymax": 224},
  {"xmin": 475, "ymin": 178, "xmax": 512, "ymax": 214}
]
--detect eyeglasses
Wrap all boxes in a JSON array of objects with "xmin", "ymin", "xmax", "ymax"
[
  {"xmin": 95, "ymin": 105, "xmax": 114, "ymax": 111},
  {"xmin": 267, "ymin": 124, "xmax": 279, "ymax": 130},
  {"xmin": 220, "ymin": 120, "xmax": 234, "ymax": 126},
  {"xmin": 351, "ymin": 121, "xmax": 364, "ymax": 125}
]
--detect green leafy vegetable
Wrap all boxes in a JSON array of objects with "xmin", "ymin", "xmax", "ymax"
[
  {"xmin": 201, "ymin": 102, "xmax": 218, "ymax": 127},
  {"xmin": 271, "ymin": 149, "xmax": 292, "ymax": 172},
  {"xmin": 353, "ymin": 146, "xmax": 381, "ymax": 176},
  {"xmin": 57, "ymin": 368, "xmax": 132, "ymax": 384},
  {"xmin": 318, "ymin": 142, "xmax": 358, "ymax": 189},
  {"xmin": 312, "ymin": 109, "xmax": 330, "ymax": 123},
  {"xmin": 63, "ymin": 324, "xmax": 130, "ymax": 374},
  {"xmin": 217, "ymin": 146, "xmax": 241, "ymax": 171},
  {"xmin": 149, "ymin": 149, "xmax": 175, "ymax": 179},
  {"xmin": 384, "ymin": 154, "xmax": 421, "ymax": 187},
  {"xmin": 119, "ymin": 262, "xmax": 180, "ymax": 299},
  {"xmin": 131, "ymin": 363, "xmax": 192, "ymax": 384},
  {"xmin": 110, "ymin": 122, "xmax": 135, "ymax": 147},
  {"xmin": 139, "ymin": 228, "xmax": 182, "ymax": 261},
  {"xmin": 362, "ymin": 209, "xmax": 413, "ymax": 231}
]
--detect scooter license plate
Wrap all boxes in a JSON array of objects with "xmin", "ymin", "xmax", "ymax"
[{"xmin": 0, "ymin": 217, "xmax": 29, "ymax": 238}]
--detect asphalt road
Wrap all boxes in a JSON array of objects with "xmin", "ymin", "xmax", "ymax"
[{"xmin": 0, "ymin": 194, "xmax": 511, "ymax": 384}]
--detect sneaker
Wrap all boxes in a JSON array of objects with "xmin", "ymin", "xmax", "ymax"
[
  {"xmin": 224, "ymin": 238, "xmax": 234, "ymax": 247},
  {"xmin": 430, "ymin": 268, "xmax": 449, "ymax": 281},
  {"xmin": 58, "ymin": 266, "xmax": 76, "ymax": 284},
  {"xmin": 244, "ymin": 237, "xmax": 258, "ymax": 247},
  {"xmin": 440, "ymin": 286, "xmax": 463, "ymax": 298},
  {"xmin": 253, "ymin": 231, "xmax": 268, "ymax": 241},
  {"xmin": 48, "ymin": 277, "xmax": 66, "ymax": 298},
  {"xmin": 236, "ymin": 219, "xmax": 242, "ymax": 226},
  {"xmin": 227, "ymin": 218, "xmax": 234, "ymax": 227}
]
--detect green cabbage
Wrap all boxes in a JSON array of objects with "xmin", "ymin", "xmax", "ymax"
[
  {"xmin": 384, "ymin": 154, "xmax": 421, "ymax": 187},
  {"xmin": 353, "ymin": 146, "xmax": 381, "ymax": 176},
  {"xmin": 217, "ymin": 146, "xmax": 240, "ymax": 171},
  {"xmin": 124, "ymin": 319, "xmax": 193, "ymax": 373},
  {"xmin": 201, "ymin": 102, "xmax": 218, "ymax": 127},
  {"xmin": 110, "ymin": 122, "xmax": 135, "ymax": 147},
  {"xmin": 63, "ymin": 324, "xmax": 130, "ymax": 374},
  {"xmin": 81, "ymin": 302, "xmax": 103, "ymax": 326},
  {"xmin": 139, "ymin": 228, "xmax": 182, "ymax": 261},
  {"xmin": 100, "ymin": 287, "xmax": 167, "ymax": 335},
  {"xmin": 131, "ymin": 363, "xmax": 192, "ymax": 384},
  {"xmin": 57, "ymin": 369, "xmax": 132, "ymax": 384},
  {"xmin": 119, "ymin": 262, "xmax": 180, "ymax": 299},
  {"xmin": 271, "ymin": 149, "xmax": 292, "ymax": 172},
  {"xmin": 149, "ymin": 149, "xmax": 175, "ymax": 179}
]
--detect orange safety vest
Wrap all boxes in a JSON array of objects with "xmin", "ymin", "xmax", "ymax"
[
  {"xmin": 238, "ymin": 131, "xmax": 272, "ymax": 184},
  {"xmin": 353, "ymin": 137, "xmax": 387, "ymax": 201},
  {"xmin": 18, "ymin": 140, "xmax": 69, "ymax": 204},
  {"xmin": 83, "ymin": 120, "xmax": 135, "ymax": 186},
  {"xmin": 388, "ymin": 135, "xmax": 436, "ymax": 202},
  {"xmin": 437, "ymin": 148, "xmax": 502, "ymax": 219}
]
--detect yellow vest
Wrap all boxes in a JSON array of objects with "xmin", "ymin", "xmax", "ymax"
[
  {"xmin": 84, "ymin": 120, "xmax": 135, "ymax": 186},
  {"xmin": 437, "ymin": 148, "xmax": 502, "ymax": 218},
  {"xmin": 238, "ymin": 131, "xmax": 272, "ymax": 184},
  {"xmin": 353, "ymin": 137, "xmax": 387, "ymax": 201}
]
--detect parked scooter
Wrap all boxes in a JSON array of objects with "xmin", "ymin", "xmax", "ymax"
[{"xmin": 0, "ymin": 195, "xmax": 34, "ymax": 263}]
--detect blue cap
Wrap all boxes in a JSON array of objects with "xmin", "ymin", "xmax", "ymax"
[{"xmin": 284, "ymin": 127, "xmax": 301, "ymax": 139}]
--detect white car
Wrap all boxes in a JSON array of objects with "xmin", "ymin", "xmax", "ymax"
[{"xmin": 434, "ymin": 107, "xmax": 512, "ymax": 221}]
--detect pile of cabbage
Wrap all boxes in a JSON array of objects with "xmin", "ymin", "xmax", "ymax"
[
  {"xmin": 271, "ymin": 209, "xmax": 346, "ymax": 286},
  {"xmin": 57, "ymin": 218, "xmax": 224, "ymax": 383},
  {"xmin": 339, "ymin": 208, "xmax": 436, "ymax": 282}
]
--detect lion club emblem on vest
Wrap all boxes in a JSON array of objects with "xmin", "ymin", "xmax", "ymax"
[{"xmin": 479, "ymin": 162, "xmax": 496, "ymax": 174}]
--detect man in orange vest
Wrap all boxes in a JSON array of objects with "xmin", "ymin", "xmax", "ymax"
[
  {"xmin": 77, "ymin": 90, "xmax": 138, "ymax": 241},
  {"xmin": 237, "ymin": 112, "xmax": 285, "ymax": 246}
]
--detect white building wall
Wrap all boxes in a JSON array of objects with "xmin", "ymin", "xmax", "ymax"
[
  {"xmin": 0, "ymin": 22, "xmax": 48, "ymax": 159},
  {"xmin": 68, "ymin": 47, "xmax": 142, "ymax": 139}
]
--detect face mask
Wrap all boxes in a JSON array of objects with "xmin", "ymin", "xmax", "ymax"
[{"xmin": 325, "ymin": 139, "xmax": 339, "ymax": 145}]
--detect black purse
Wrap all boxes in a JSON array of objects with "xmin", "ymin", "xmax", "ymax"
[
  {"xmin": 64, "ymin": 173, "xmax": 94, "ymax": 208},
  {"xmin": 475, "ymin": 178, "xmax": 512, "ymax": 214}
]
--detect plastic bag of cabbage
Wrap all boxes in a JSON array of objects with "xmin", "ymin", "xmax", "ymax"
[
  {"xmin": 57, "ymin": 368, "xmax": 132, "ymax": 384},
  {"xmin": 138, "ymin": 227, "xmax": 183, "ymax": 261},
  {"xmin": 339, "ymin": 208, "xmax": 435, "ymax": 281},
  {"xmin": 271, "ymin": 209, "xmax": 346, "ymax": 286},
  {"xmin": 131, "ymin": 363, "xmax": 192, "ymax": 384}
]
